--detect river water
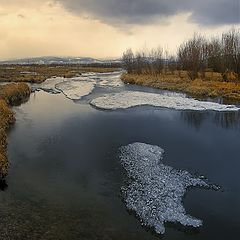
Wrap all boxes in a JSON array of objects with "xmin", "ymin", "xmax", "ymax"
[{"xmin": 0, "ymin": 72, "xmax": 239, "ymax": 239}]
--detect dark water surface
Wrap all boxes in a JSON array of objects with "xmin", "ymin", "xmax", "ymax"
[{"xmin": 0, "ymin": 85, "xmax": 240, "ymax": 239}]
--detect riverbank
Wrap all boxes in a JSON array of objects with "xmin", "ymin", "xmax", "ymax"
[
  {"xmin": 0, "ymin": 83, "xmax": 31, "ymax": 179},
  {"xmin": 0, "ymin": 65, "xmax": 120, "ymax": 83},
  {"xmin": 121, "ymin": 73, "xmax": 240, "ymax": 103}
]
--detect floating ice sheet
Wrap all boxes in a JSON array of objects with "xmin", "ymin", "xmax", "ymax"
[
  {"xmin": 119, "ymin": 142, "xmax": 212, "ymax": 234},
  {"xmin": 55, "ymin": 81, "xmax": 95, "ymax": 100},
  {"xmin": 33, "ymin": 77, "xmax": 65, "ymax": 94},
  {"xmin": 32, "ymin": 71, "xmax": 124, "ymax": 99},
  {"xmin": 98, "ymin": 74, "xmax": 124, "ymax": 87},
  {"xmin": 91, "ymin": 91, "xmax": 240, "ymax": 111},
  {"xmin": 81, "ymin": 71, "xmax": 124, "ymax": 87}
]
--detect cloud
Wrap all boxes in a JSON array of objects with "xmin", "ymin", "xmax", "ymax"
[
  {"xmin": 0, "ymin": 0, "xmax": 238, "ymax": 59},
  {"xmin": 56, "ymin": 0, "xmax": 240, "ymax": 26}
]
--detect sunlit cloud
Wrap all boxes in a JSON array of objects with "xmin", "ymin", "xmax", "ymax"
[{"xmin": 0, "ymin": 0, "xmax": 239, "ymax": 59}]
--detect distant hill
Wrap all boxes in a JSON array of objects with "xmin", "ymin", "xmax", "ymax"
[{"xmin": 0, "ymin": 56, "xmax": 122, "ymax": 65}]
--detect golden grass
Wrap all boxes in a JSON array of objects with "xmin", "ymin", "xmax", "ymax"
[
  {"xmin": 0, "ymin": 83, "xmax": 31, "ymax": 105},
  {"xmin": 0, "ymin": 83, "xmax": 31, "ymax": 179},
  {"xmin": 121, "ymin": 72, "xmax": 240, "ymax": 103},
  {"xmin": 0, "ymin": 99, "xmax": 14, "ymax": 179},
  {"xmin": 0, "ymin": 65, "xmax": 120, "ymax": 83}
]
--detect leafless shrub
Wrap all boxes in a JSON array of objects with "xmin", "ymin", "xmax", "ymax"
[
  {"xmin": 122, "ymin": 49, "xmax": 135, "ymax": 74},
  {"xmin": 122, "ymin": 28, "xmax": 240, "ymax": 81}
]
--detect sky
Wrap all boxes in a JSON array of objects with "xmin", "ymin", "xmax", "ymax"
[{"xmin": 0, "ymin": 0, "xmax": 239, "ymax": 59}]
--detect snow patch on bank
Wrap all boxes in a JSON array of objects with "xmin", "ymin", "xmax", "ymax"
[
  {"xmin": 91, "ymin": 91, "xmax": 239, "ymax": 111},
  {"xmin": 119, "ymin": 142, "xmax": 211, "ymax": 234}
]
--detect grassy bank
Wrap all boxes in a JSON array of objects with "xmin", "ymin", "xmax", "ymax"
[
  {"xmin": 0, "ymin": 65, "xmax": 120, "ymax": 83},
  {"xmin": 121, "ymin": 72, "xmax": 240, "ymax": 103},
  {"xmin": 0, "ymin": 83, "xmax": 31, "ymax": 179}
]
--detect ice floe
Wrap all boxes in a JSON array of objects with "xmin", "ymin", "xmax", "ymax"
[
  {"xmin": 33, "ymin": 77, "xmax": 65, "ymax": 94},
  {"xmin": 98, "ymin": 74, "xmax": 124, "ymax": 87},
  {"xmin": 91, "ymin": 91, "xmax": 240, "ymax": 111},
  {"xmin": 32, "ymin": 71, "xmax": 124, "ymax": 99},
  {"xmin": 55, "ymin": 81, "xmax": 95, "ymax": 100},
  {"xmin": 83, "ymin": 71, "xmax": 124, "ymax": 87},
  {"xmin": 119, "ymin": 142, "xmax": 212, "ymax": 234}
]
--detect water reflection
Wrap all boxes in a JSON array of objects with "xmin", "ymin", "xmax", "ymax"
[
  {"xmin": 181, "ymin": 111, "xmax": 209, "ymax": 130},
  {"xmin": 213, "ymin": 112, "xmax": 240, "ymax": 129},
  {"xmin": 181, "ymin": 111, "xmax": 240, "ymax": 130}
]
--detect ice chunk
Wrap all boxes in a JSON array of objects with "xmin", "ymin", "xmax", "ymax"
[
  {"xmin": 55, "ymin": 81, "xmax": 95, "ymax": 100},
  {"xmin": 32, "ymin": 71, "xmax": 123, "ymax": 98},
  {"xmin": 91, "ymin": 91, "xmax": 240, "ymax": 111},
  {"xmin": 80, "ymin": 71, "xmax": 124, "ymax": 87},
  {"xmin": 97, "ymin": 72, "xmax": 124, "ymax": 87},
  {"xmin": 98, "ymin": 75, "xmax": 124, "ymax": 87},
  {"xmin": 119, "ymin": 142, "xmax": 211, "ymax": 234},
  {"xmin": 33, "ymin": 77, "xmax": 65, "ymax": 94}
]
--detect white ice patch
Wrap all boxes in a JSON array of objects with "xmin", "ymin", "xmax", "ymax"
[
  {"xmin": 33, "ymin": 71, "xmax": 123, "ymax": 99},
  {"xmin": 33, "ymin": 77, "xmax": 65, "ymax": 94},
  {"xmin": 98, "ymin": 74, "xmax": 124, "ymax": 87},
  {"xmin": 119, "ymin": 143, "xmax": 210, "ymax": 234},
  {"xmin": 55, "ymin": 81, "xmax": 95, "ymax": 100},
  {"xmin": 85, "ymin": 71, "xmax": 124, "ymax": 88},
  {"xmin": 91, "ymin": 91, "xmax": 239, "ymax": 111}
]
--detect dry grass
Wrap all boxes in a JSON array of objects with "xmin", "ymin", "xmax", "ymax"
[
  {"xmin": 121, "ymin": 72, "xmax": 240, "ymax": 103},
  {"xmin": 0, "ymin": 83, "xmax": 31, "ymax": 105},
  {"xmin": 0, "ymin": 83, "xmax": 31, "ymax": 179},
  {"xmin": 0, "ymin": 65, "xmax": 120, "ymax": 83}
]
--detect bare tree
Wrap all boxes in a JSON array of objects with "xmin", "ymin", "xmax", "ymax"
[
  {"xmin": 178, "ymin": 34, "xmax": 206, "ymax": 80},
  {"xmin": 151, "ymin": 47, "xmax": 164, "ymax": 74},
  {"xmin": 222, "ymin": 29, "xmax": 240, "ymax": 75},
  {"xmin": 206, "ymin": 37, "xmax": 223, "ymax": 73},
  {"xmin": 122, "ymin": 28, "xmax": 240, "ymax": 80},
  {"xmin": 122, "ymin": 48, "xmax": 134, "ymax": 74}
]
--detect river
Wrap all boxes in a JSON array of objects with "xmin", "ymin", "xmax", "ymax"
[{"xmin": 0, "ymin": 72, "xmax": 239, "ymax": 239}]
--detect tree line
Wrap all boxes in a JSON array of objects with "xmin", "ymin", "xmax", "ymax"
[{"xmin": 122, "ymin": 29, "xmax": 240, "ymax": 81}]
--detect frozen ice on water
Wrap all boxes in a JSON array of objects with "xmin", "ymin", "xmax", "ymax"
[
  {"xmin": 91, "ymin": 91, "xmax": 240, "ymax": 111},
  {"xmin": 32, "ymin": 77, "xmax": 95, "ymax": 99},
  {"xmin": 119, "ymin": 142, "xmax": 212, "ymax": 234},
  {"xmin": 33, "ymin": 77, "xmax": 65, "ymax": 94},
  {"xmin": 32, "ymin": 71, "xmax": 124, "ymax": 98},
  {"xmin": 86, "ymin": 71, "xmax": 124, "ymax": 88},
  {"xmin": 98, "ymin": 74, "xmax": 124, "ymax": 87},
  {"xmin": 55, "ymin": 81, "xmax": 95, "ymax": 100}
]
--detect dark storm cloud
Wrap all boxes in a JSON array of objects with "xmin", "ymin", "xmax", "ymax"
[{"xmin": 56, "ymin": 0, "xmax": 240, "ymax": 26}]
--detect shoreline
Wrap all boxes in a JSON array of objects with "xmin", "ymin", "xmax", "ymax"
[
  {"xmin": 121, "ymin": 73, "xmax": 240, "ymax": 104},
  {"xmin": 0, "ymin": 83, "xmax": 31, "ymax": 180}
]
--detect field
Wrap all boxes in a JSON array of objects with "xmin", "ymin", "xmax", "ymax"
[{"xmin": 0, "ymin": 64, "xmax": 120, "ymax": 83}]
